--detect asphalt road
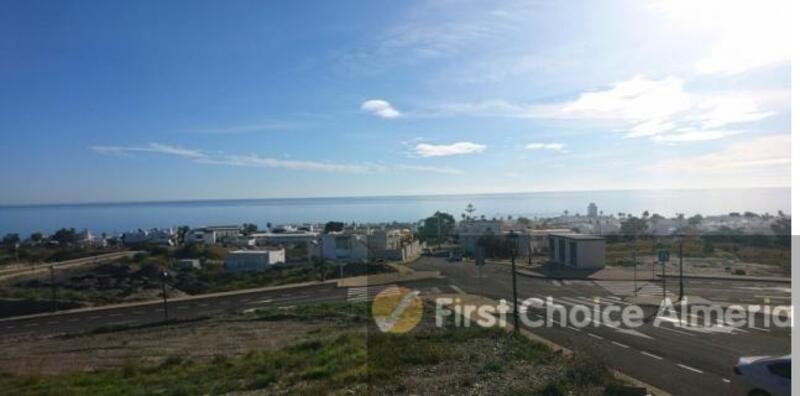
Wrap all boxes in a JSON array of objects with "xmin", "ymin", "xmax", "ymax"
[
  {"xmin": 411, "ymin": 256, "xmax": 792, "ymax": 396},
  {"xmin": 0, "ymin": 258, "xmax": 791, "ymax": 396}
]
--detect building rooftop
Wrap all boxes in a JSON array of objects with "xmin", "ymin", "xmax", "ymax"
[{"xmin": 550, "ymin": 233, "xmax": 605, "ymax": 241}]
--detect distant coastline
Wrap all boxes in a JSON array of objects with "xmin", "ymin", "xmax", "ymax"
[{"xmin": 0, "ymin": 186, "xmax": 790, "ymax": 209}]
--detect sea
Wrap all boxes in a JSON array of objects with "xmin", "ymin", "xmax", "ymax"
[{"xmin": 0, "ymin": 188, "xmax": 790, "ymax": 236}]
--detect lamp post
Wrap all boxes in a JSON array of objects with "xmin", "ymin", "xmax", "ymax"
[
  {"xmin": 160, "ymin": 269, "xmax": 169, "ymax": 321},
  {"xmin": 507, "ymin": 231, "xmax": 520, "ymax": 333},
  {"xmin": 678, "ymin": 235, "xmax": 685, "ymax": 302},
  {"xmin": 50, "ymin": 264, "xmax": 57, "ymax": 312}
]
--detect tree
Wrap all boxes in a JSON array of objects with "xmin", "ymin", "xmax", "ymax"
[
  {"xmin": 29, "ymin": 232, "xmax": 43, "ymax": 243},
  {"xmin": 620, "ymin": 216, "xmax": 648, "ymax": 239},
  {"xmin": 242, "ymin": 223, "xmax": 258, "ymax": 236},
  {"xmin": 2, "ymin": 233, "xmax": 20, "ymax": 248},
  {"xmin": 324, "ymin": 221, "xmax": 345, "ymax": 233},
  {"xmin": 420, "ymin": 211, "xmax": 456, "ymax": 244},
  {"xmin": 771, "ymin": 216, "xmax": 791, "ymax": 247},
  {"xmin": 688, "ymin": 214, "xmax": 703, "ymax": 226},
  {"xmin": 464, "ymin": 203, "xmax": 476, "ymax": 220},
  {"xmin": 476, "ymin": 235, "xmax": 516, "ymax": 259},
  {"xmin": 176, "ymin": 226, "xmax": 191, "ymax": 244},
  {"xmin": 51, "ymin": 228, "xmax": 77, "ymax": 245},
  {"xmin": 517, "ymin": 216, "xmax": 531, "ymax": 226}
]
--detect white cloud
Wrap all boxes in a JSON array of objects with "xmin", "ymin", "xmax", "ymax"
[
  {"xmin": 199, "ymin": 154, "xmax": 384, "ymax": 174},
  {"xmin": 525, "ymin": 143, "xmax": 565, "ymax": 152},
  {"xmin": 559, "ymin": 76, "xmax": 774, "ymax": 143},
  {"xmin": 651, "ymin": 0, "xmax": 790, "ymax": 75},
  {"xmin": 414, "ymin": 142, "xmax": 487, "ymax": 157},
  {"xmin": 90, "ymin": 143, "xmax": 464, "ymax": 175},
  {"xmin": 650, "ymin": 134, "xmax": 790, "ymax": 173},
  {"xmin": 361, "ymin": 99, "xmax": 401, "ymax": 119},
  {"xmin": 395, "ymin": 164, "xmax": 463, "ymax": 175},
  {"xmin": 90, "ymin": 143, "xmax": 206, "ymax": 159}
]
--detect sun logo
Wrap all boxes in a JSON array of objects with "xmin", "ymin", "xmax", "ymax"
[{"xmin": 371, "ymin": 286, "xmax": 423, "ymax": 333}]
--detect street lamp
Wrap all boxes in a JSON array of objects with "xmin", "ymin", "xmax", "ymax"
[
  {"xmin": 160, "ymin": 269, "xmax": 169, "ymax": 321},
  {"xmin": 50, "ymin": 264, "xmax": 57, "ymax": 312},
  {"xmin": 506, "ymin": 231, "xmax": 520, "ymax": 333},
  {"xmin": 677, "ymin": 234, "xmax": 685, "ymax": 302}
]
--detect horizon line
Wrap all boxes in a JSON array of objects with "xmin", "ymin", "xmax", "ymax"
[{"xmin": 0, "ymin": 185, "xmax": 790, "ymax": 209}]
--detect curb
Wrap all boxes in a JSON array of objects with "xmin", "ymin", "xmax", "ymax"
[
  {"xmin": 657, "ymin": 273, "xmax": 790, "ymax": 283},
  {"xmin": 432, "ymin": 292, "xmax": 671, "ymax": 396},
  {"xmin": 0, "ymin": 279, "xmax": 337, "ymax": 323}
]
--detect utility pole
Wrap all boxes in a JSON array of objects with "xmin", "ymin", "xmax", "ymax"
[
  {"xmin": 679, "ymin": 236, "xmax": 684, "ymax": 302},
  {"xmin": 50, "ymin": 265, "xmax": 57, "ymax": 312},
  {"xmin": 507, "ymin": 231, "xmax": 520, "ymax": 333},
  {"xmin": 662, "ymin": 257, "xmax": 666, "ymax": 301},
  {"xmin": 161, "ymin": 269, "xmax": 169, "ymax": 321},
  {"xmin": 632, "ymin": 249, "xmax": 638, "ymax": 296}
]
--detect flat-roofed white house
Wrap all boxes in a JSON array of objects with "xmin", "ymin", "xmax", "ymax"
[
  {"xmin": 548, "ymin": 234, "xmax": 605, "ymax": 269},
  {"xmin": 187, "ymin": 225, "xmax": 241, "ymax": 245},
  {"xmin": 319, "ymin": 233, "xmax": 368, "ymax": 263},
  {"xmin": 224, "ymin": 249, "xmax": 286, "ymax": 272}
]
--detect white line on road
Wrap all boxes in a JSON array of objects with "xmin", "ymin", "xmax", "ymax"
[
  {"xmin": 722, "ymin": 378, "xmax": 731, "ymax": 383},
  {"xmin": 677, "ymin": 364, "xmax": 704, "ymax": 374},
  {"xmin": 641, "ymin": 351, "xmax": 663, "ymax": 360},
  {"xmin": 566, "ymin": 326, "xmax": 581, "ymax": 332},
  {"xmin": 588, "ymin": 332, "xmax": 603, "ymax": 340},
  {"xmin": 450, "ymin": 285, "xmax": 466, "ymax": 295},
  {"xmin": 612, "ymin": 341, "xmax": 629, "ymax": 349}
]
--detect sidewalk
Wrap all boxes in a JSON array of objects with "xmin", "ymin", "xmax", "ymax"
[
  {"xmin": 657, "ymin": 272, "xmax": 790, "ymax": 283},
  {"xmin": 517, "ymin": 264, "xmax": 790, "ymax": 283}
]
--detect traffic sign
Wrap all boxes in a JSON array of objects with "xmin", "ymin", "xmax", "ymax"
[{"xmin": 658, "ymin": 250, "xmax": 670, "ymax": 263}]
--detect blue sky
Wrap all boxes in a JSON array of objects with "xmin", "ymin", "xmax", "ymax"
[{"xmin": 0, "ymin": 0, "xmax": 791, "ymax": 204}]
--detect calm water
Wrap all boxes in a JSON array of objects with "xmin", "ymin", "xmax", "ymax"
[{"xmin": 0, "ymin": 188, "xmax": 790, "ymax": 236}]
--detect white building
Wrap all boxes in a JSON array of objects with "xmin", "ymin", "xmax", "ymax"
[
  {"xmin": 587, "ymin": 202, "xmax": 598, "ymax": 218},
  {"xmin": 548, "ymin": 234, "xmax": 605, "ymax": 269},
  {"xmin": 319, "ymin": 233, "xmax": 368, "ymax": 263},
  {"xmin": 458, "ymin": 220, "xmax": 503, "ymax": 255},
  {"xmin": 224, "ymin": 249, "xmax": 286, "ymax": 272},
  {"xmin": 187, "ymin": 225, "xmax": 241, "ymax": 245},
  {"xmin": 122, "ymin": 228, "xmax": 175, "ymax": 246}
]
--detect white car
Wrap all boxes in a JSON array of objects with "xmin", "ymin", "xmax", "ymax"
[{"xmin": 729, "ymin": 355, "xmax": 790, "ymax": 396}]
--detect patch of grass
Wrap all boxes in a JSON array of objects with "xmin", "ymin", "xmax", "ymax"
[
  {"xmin": 250, "ymin": 302, "xmax": 370, "ymax": 323},
  {"xmin": 60, "ymin": 316, "xmax": 210, "ymax": 338},
  {"xmin": 0, "ymin": 331, "xmax": 369, "ymax": 395}
]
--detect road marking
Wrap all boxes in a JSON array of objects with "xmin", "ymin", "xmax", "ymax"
[
  {"xmin": 612, "ymin": 341, "xmax": 629, "ymax": 349},
  {"xmin": 551, "ymin": 280, "xmax": 562, "ymax": 286},
  {"xmin": 587, "ymin": 332, "xmax": 603, "ymax": 340},
  {"xmin": 722, "ymin": 378, "xmax": 731, "ymax": 383},
  {"xmin": 450, "ymin": 285, "xmax": 466, "ymax": 295},
  {"xmin": 652, "ymin": 325, "xmax": 695, "ymax": 337},
  {"xmin": 677, "ymin": 364, "xmax": 704, "ymax": 374},
  {"xmin": 566, "ymin": 326, "xmax": 581, "ymax": 332},
  {"xmin": 641, "ymin": 351, "xmax": 663, "ymax": 360},
  {"xmin": 431, "ymin": 287, "xmax": 441, "ymax": 294}
]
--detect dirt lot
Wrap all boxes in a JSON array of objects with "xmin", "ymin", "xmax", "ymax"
[{"xmin": 0, "ymin": 302, "xmax": 626, "ymax": 395}]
